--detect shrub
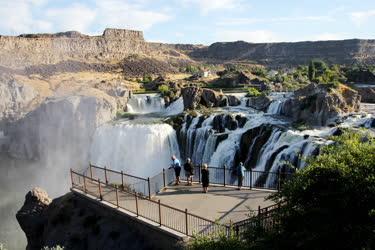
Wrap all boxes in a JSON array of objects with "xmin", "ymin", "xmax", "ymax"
[
  {"xmin": 158, "ymin": 84, "xmax": 170, "ymax": 96},
  {"xmin": 267, "ymin": 130, "xmax": 375, "ymax": 250},
  {"xmin": 245, "ymin": 87, "xmax": 262, "ymax": 97}
]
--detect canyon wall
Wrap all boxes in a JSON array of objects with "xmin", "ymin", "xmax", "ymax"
[
  {"xmin": 0, "ymin": 29, "xmax": 149, "ymax": 69},
  {"xmin": 190, "ymin": 39, "xmax": 375, "ymax": 67}
]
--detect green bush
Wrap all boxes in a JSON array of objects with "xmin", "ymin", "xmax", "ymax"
[
  {"xmin": 268, "ymin": 130, "xmax": 375, "ymax": 249},
  {"xmin": 158, "ymin": 84, "xmax": 170, "ymax": 96},
  {"xmin": 245, "ymin": 87, "xmax": 262, "ymax": 97}
]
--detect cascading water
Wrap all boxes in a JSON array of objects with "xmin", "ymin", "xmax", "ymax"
[
  {"xmin": 89, "ymin": 122, "xmax": 180, "ymax": 177},
  {"xmin": 126, "ymin": 93, "xmax": 165, "ymax": 114}
]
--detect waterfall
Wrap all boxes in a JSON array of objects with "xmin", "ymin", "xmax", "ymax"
[
  {"xmin": 89, "ymin": 122, "xmax": 180, "ymax": 177},
  {"xmin": 267, "ymin": 92, "xmax": 293, "ymax": 115},
  {"xmin": 126, "ymin": 94, "xmax": 165, "ymax": 114}
]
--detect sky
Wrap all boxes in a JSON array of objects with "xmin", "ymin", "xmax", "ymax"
[{"xmin": 0, "ymin": 0, "xmax": 374, "ymax": 45}]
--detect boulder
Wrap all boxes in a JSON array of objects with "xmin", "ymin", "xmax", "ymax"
[
  {"xmin": 227, "ymin": 95, "xmax": 241, "ymax": 106},
  {"xmin": 356, "ymin": 86, "xmax": 375, "ymax": 103},
  {"xmin": 16, "ymin": 187, "xmax": 52, "ymax": 250},
  {"xmin": 283, "ymin": 83, "xmax": 361, "ymax": 126},
  {"xmin": 246, "ymin": 96, "xmax": 272, "ymax": 111},
  {"xmin": 181, "ymin": 87, "xmax": 202, "ymax": 110}
]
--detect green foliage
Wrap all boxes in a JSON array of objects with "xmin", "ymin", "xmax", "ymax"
[
  {"xmin": 189, "ymin": 230, "xmax": 247, "ymax": 250},
  {"xmin": 251, "ymin": 67, "xmax": 267, "ymax": 78},
  {"xmin": 344, "ymin": 64, "xmax": 375, "ymax": 83},
  {"xmin": 246, "ymin": 87, "xmax": 262, "ymax": 97},
  {"xmin": 268, "ymin": 131, "xmax": 375, "ymax": 249},
  {"xmin": 158, "ymin": 84, "xmax": 170, "ymax": 96},
  {"xmin": 185, "ymin": 65, "xmax": 201, "ymax": 74},
  {"xmin": 141, "ymin": 74, "xmax": 153, "ymax": 84}
]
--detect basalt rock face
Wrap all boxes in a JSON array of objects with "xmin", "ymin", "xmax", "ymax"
[
  {"xmin": 16, "ymin": 188, "xmax": 52, "ymax": 250},
  {"xmin": 17, "ymin": 189, "xmax": 181, "ymax": 250},
  {"xmin": 282, "ymin": 84, "xmax": 361, "ymax": 126},
  {"xmin": 356, "ymin": 86, "xmax": 375, "ymax": 103},
  {"xmin": 181, "ymin": 87, "xmax": 240, "ymax": 110},
  {"xmin": 0, "ymin": 29, "xmax": 148, "ymax": 69},
  {"xmin": 246, "ymin": 96, "xmax": 272, "ymax": 111},
  {"xmin": 190, "ymin": 39, "xmax": 375, "ymax": 67}
]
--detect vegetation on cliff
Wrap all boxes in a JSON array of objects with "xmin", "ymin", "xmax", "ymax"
[{"xmin": 190, "ymin": 130, "xmax": 375, "ymax": 250}]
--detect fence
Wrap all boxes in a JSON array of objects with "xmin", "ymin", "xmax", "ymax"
[
  {"xmin": 232, "ymin": 203, "xmax": 283, "ymax": 238},
  {"xmin": 76, "ymin": 164, "xmax": 291, "ymax": 238},
  {"xmin": 191, "ymin": 165, "xmax": 292, "ymax": 191},
  {"xmin": 71, "ymin": 169, "xmax": 228, "ymax": 237}
]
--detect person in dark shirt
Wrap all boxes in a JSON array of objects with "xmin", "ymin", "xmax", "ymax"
[
  {"xmin": 201, "ymin": 164, "xmax": 209, "ymax": 193},
  {"xmin": 184, "ymin": 158, "xmax": 194, "ymax": 186}
]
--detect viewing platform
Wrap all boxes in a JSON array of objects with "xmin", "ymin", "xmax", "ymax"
[{"xmin": 70, "ymin": 164, "xmax": 286, "ymax": 239}]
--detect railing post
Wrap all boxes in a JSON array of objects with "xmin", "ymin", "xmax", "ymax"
[
  {"xmin": 83, "ymin": 175, "xmax": 87, "ymax": 193},
  {"xmin": 98, "ymin": 179, "xmax": 103, "ymax": 200},
  {"xmin": 70, "ymin": 168, "xmax": 73, "ymax": 187},
  {"xmin": 158, "ymin": 200, "xmax": 162, "ymax": 226},
  {"xmin": 185, "ymin": 208, "xmax": 189, "ymax": 235},
  {"xmin": 198, "ymin": 165, "xmax": 201, "ymax": 183},
  {"xmin": 249, "ymin": 168, "xmax": 252, "ymax": 190},
  {"xmin": 277, "ymin": 168, "xmax": 281, "ymax": 191},
  {"xmin": 121, "ymin": 171, "xmax": 124, "ymax": 190},
  {"xmin": 89, "ymin": 164, "xmax": 93, "ymax": 179},
  {"xmin": 115, "ymin": 186, "xmax": 119, "ymax": 208},
  {"xmin": 147, "ymin": 177, "xmax": 151, "ymax": 199},
  {"xmin": 104, "ymin": 166, "xmax": 108, "ymax": 184},
  {"xmin": 163, "ymin": 168, "xmax": 166, "ymax": 187},
  {"xmin": 223, "ymin": 165, "xmax": 226, "ymax": 187},
  {"xmin": 135, "ymin": 193, "xmax": 139, "ymax": 217}
]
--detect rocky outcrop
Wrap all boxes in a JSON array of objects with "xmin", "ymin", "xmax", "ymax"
[
  {"xmin": 16, "ymin": 188, "xmax": 52, "ymax": 250},
  {"xmin": 0, "ymin": 75, "xmax": 43, "ymax": 123},
  {"xmin": 282, "ymin": 83, "xmax": 361, "ymax": 126},
  {"xmin": 190, "ymin": 39, "xmax": 375, "ymax": 67},
  {"xmin": 181, "ymin": 87, "xmax": 240, "ymax": 110},
  {"xmin": 355, "ymin": 86, "xmax": 375, "ymax": 103},
  {"xmin": 17, "ymin": 189, "xmax": 183, "ymax": 250},
  {"xmin": 246, "ymin": 96, "xmax": 272, "ymax": 111}
]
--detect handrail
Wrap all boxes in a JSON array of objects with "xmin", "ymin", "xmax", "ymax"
[
  {"xmin": 89, "ymin": 163, "xmax": 148, "ymax": 181},
  {"xmin": 71, "ymin": 169, "xmax": 227, "ymax": 237}
]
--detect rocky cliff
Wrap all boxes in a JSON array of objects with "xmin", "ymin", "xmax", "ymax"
[
  {"xmin": 0, "ymin": 29, "xmax": 148, "ymax": 69},
  {"xmin": 190, "ymin": 39, "xmax": 375, "ymax": 67},
  {"xmin": 17, "ymin": 188, "xmax": 184, "ymax": 250}
]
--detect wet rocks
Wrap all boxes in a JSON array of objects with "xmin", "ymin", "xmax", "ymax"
[
  {"xmin": 181, "ymin": 87, "xmax": 241, "ymax": 110},
  {"xmin": 246, "ymin": 96, "xmax": 272, "ymax": 111}
]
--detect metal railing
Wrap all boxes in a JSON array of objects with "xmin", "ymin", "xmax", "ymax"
[
  {"xmin": 76, "ymin": 164, "xmax": 292, "ymax": 239},
  {"xmin": 71, "ymin": 169, "xmax": 228, "ymax": 237}
]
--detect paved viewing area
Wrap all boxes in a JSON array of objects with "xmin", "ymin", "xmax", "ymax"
[
  {"xmin": 71, "ymin": 165, "xmax": 282, "ymax": 238},
  {"xmin": 155, "ymin": 184, "xmax": 274, "ymax": 223}
]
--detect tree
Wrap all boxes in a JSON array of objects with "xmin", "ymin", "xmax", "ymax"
[{"xmin": 268, "ymin": 131, "xmax": 375, "ymax": 250}]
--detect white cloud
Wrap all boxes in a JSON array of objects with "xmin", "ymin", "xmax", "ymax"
[
  {"xmin": 182, "ymin": 0, "xmax": 247, "ymax": 14},
  {"xmin": 218, "ymin": 16, "xmax": 335, "ymax": 26},
  {"xmin": 350, "ymin": 10, "xmax": 375, "ymax": 26},
  {"xmin": 94, "ymin": 0, "xmax": 171, "ymax": 32},
  {"xmin": 0, "ymin": 0, "xmax": 51, "ymax": 34},
  {"xmin": 0, "ymin": 0, "xmax": 171, "ymax": 35},
  {"xmin": 216, "ymin": 30, "xmax": 281, "ymax": 43},
  {"xmin": 45, "ymin": 3, "xmax": 96, "ymax": 33},
  {"xmin": 312, "ymin": 33, "xmax": 346, "ymax": 41}
]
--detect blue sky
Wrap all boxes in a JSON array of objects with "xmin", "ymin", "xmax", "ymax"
[{"xmin": 0, "ymin": 0, "xmax": 374, "ymax": 44}]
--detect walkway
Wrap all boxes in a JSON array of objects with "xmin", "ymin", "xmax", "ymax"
[{"xmin": 155, "ymin": 183, "xmax": 274, "ymax": 223}]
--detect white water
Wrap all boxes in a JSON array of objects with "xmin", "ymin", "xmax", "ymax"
[
  {"xmin": 90, "ymin": 122, "xmax": 180, "ymax": 177},
  {"xmin": 127, "ymin": 94, "xmax": 165, "ymax": 114}
]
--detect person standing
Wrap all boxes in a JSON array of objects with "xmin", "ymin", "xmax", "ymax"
[
  {"xmin": 184, "ymin": 158, "xmax": 194, "ymax": 186},
  {"xmin": 201, "ymin": 164, "xmax": 209, "ymax": 193},
  {"xmin": 171, "ymin": 155, "xmax": 181, "ymax": 185},
  {"xmin": 237, "ymin": 162, "xmax": 245, "ymax": 190}
]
